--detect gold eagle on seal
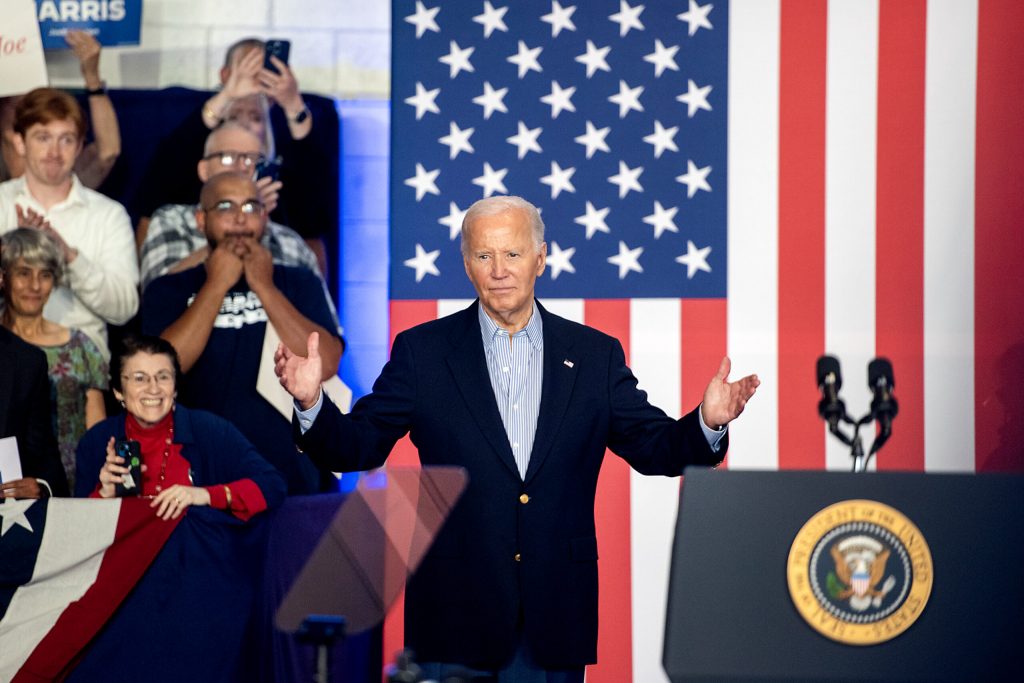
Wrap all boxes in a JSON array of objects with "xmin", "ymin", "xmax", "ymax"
[{"xmin": 828, "ymin": 535, "xmax": 895, "ymax": 610}]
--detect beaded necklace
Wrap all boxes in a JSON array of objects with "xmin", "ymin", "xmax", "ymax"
[{"xmin": 154, "ymin": 425, "xmax": 174, "ymax": 493}]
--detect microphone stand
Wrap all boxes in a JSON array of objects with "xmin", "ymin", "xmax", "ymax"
[
  {"xmin": 825, "ymin": 408, "xmax": 892, "ymax": 473},
  {"xmin": 824, "ymin": 413, "xmax": 870, "ymax": 473},
  {"xmin": 848, "ymin": 414, "xmax": 875, "ymax": 473}
]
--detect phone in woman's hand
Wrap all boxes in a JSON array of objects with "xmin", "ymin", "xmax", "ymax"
[{"xmin": 114, "ymin": 439, "xmax": 142, "ymax": 497}]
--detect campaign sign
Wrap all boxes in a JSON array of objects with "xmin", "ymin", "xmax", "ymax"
[
  {"xmin": 0, "ymin": 0, "xmax": 48, "ymax": 97},
  {"xmin": 35, "ymin": 0, "xmax": 143, "ymax": 49}
]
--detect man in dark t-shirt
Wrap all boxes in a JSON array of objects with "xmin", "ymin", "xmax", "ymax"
[{"xmin": 142, "ymin": 172, "xmax": 343, "ymax": 494}]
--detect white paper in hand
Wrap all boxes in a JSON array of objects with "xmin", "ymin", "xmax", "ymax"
[{"xmin": 0, "ymin": 436, "xmax": 24, "ymax": 484}]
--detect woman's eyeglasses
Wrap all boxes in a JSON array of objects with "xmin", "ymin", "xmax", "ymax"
[{"xmin": 122, "ymin": 371, "xmax": 175, "ymax": 387}]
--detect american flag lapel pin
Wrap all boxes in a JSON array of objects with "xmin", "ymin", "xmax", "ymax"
[{"xmin": 563, "ymin": 359, "xmax": 574, "ymax": 368}]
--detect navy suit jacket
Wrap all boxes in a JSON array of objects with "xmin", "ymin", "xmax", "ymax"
[
  {"xmin": 0, "ymin": 327, "xmax": 67, "ymax": 496},
  {"xmin": 297, "ymin": 301, "xmax": 724, "ymax": 669}
]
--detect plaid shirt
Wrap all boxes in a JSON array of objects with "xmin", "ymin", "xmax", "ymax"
[{"xmin": 140, "ymin": 203, "xmax": 342, "ymax": 334}]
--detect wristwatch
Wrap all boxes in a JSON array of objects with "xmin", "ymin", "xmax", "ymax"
[{"xmin": 290, "ymin": 106, "xmax": 310, "ymax": 124}]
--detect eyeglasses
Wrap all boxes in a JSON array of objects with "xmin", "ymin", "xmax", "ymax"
[
  {"xmin": 203, "ymin": 199, "xmax": 266, "ymax": 217},
  {"xmin": 122, "ymin": 371, "xmax": 175, "ymax": 387},
  {"xmin": 202, "ymin": 151, "xmax": 265, "ymax": 169}
]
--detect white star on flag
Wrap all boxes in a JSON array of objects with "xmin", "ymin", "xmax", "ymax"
[
  {"xmin": 405, "ymin": 163, "xmax": 441, "ymax": 201},
  {"xmin": 608, "ymin": 160, "xmax": 644, "ymax": 198},
  {"xmin": 540, "ymin": 161, "xmax": 577, "ymax": 198},
  {"xmin": 644, "ymin": 39, "xmax": 680, "ymax": 78},
  {"xmin": 404, "ymin": 82, "xmax": 440, "ymax": 120},
  {"xmin": 404, "ymin": 243, "xmax": 441, "ymax": 282},
  {"xmin": 643, "ymin": 201, "xmax": 679, "ymax": 238},
  {"xmin": 439, "ymin": 121, "xmax": 475, "ymax": 159},
  {"xmin": 676, "ymin": 159, "xmax": 712, "ymax": 198},
  {"xmin": 546, "ymin": 241, "xmax": 576, "ymax": 279},
  {"xmin": 609, "ymin": 80, "xmax": 644, "ymax": 118},
  {"xmin": 575, "ymin": 40, "xmax": 611, "ymax": 78},
  {"xmin": 574, "ymin": 120, "xmax": 611, "ymax": 159},
  {"xmin": 675, "ymin": 239, "xmax": 712, "ymax": 278},
  {"xmin": 643, "ymin": 120, "xmax": 679, "ymax": 158},
  {"xmin": 473, "ymin": 1, "xmax": 509, "ymax": 38},
  {"xmin": 473, "ymin": 162, "xmax": 509, "ymax": 196},
  {"xmin": 541, "ymin": 1, "xmax": 577, "ymax": 37},
  {"xmin": 473, "ymin": 81, "xmax": 509, "ymax": 119},
  {"xmin": 508, "ymin": 41, "xmax": 544, "ymax": 79},
  {"xmin": 676, "ymin": 79, "xmax": 713, "ymax": 117},
  {"xmin": 608, "ymin": 240, "xmax": 644, "ymax": 279},
  {"xmin": 540, "ymin": 81, "xmax": 577, "ymax": 118},
  {"xmin": 574, "ymin": 201, "xmax": 611, "ymax": 239},
  {"xmin": 0, "ymin": 499, "xmax": 35, "ymax": 537},
  {"xmin": 678, "ymin": 0, "xmax": 713, "ymax": 37},
  {"xmin": 439, "ymin": 202, "xmax": 467, "ymax": 240},
  {"xmin": 507, "ymin": 121, "xmax": 543, "ymax": 159},
  {"xmin": 609, "ymin": 0, "xmax": 645, "ymax": 37},
  {"xmin": 439, "ymin": 40, "xmax": 475, "ymax": 78},
  {"xmin": 405, "ymin": 1, "xmax": 441, "ymax": 39}
]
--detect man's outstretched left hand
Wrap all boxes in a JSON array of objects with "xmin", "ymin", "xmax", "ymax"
[{"xmin": 700, "ymin": 357, "xmax": 760, "ymax": 430}]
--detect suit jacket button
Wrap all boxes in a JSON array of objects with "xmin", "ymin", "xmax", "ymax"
[
  {"xmin": 514, "ymin": 553, "xmax": 521, "ymax": 562},
  {"xmin": 519, "ymin": 493, "xmax": 530, "ymax": 504}
]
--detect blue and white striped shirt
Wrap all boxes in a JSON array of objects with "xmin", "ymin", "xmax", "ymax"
[{"xmin": 478, "ymin": 302, "xmax": 544, "ymax": 480}]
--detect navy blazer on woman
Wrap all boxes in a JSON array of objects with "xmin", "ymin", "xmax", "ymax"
[
  {"xmin": 297, "ymin": 301, "xmax": 724, "ymax": 669},
  {"xmin": 75, "ymin": 404, "xmax": 286, "ymax": 508}
]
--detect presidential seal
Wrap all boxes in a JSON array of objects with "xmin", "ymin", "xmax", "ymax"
[{"xmin": 787, "ymin": 499, "xmax": 933, "ymax": 645}]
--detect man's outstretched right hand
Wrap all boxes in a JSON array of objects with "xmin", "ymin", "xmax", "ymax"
[{"xmin": 275, "ymin": 331, "xmax": 323, "ymax": 410}]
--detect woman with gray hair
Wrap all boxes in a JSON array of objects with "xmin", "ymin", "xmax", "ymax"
[{"xmin": 1, "ymin": 228, "xmax": 107, "ymax": 490}]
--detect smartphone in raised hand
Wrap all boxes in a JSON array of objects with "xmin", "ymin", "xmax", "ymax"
[
  {"xmin": 263, "ymin": 39, "xmax": 291, "ymax": 74},
  {"xmin": 114, "ymin": 439, "xmax": 143, "ymax": 497}
]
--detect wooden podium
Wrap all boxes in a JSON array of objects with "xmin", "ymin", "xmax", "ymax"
[{"xmin": 663, "ymin": 469, "xmax": 1024, "ymax": 681}]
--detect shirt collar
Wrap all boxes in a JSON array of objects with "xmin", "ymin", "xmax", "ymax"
[
  {"xmin": 13, "ymin": 174, "xmax": 87, "ymax": 211},
  {"xmin": 478, "ymin": 300, "xmax": 544, "ymax": 352}
]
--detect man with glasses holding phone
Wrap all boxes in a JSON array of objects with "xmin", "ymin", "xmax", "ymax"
[
  {"xmin": 139, "ymin": 122, "xmax": 324, "ymax": 293},
  {"xmin": 140, "ymin": 172, "xmax": 343, "ymax": 495},
  {"xmin": 133, "ymin": 37, "xmax": 334, "ymax": 276}
]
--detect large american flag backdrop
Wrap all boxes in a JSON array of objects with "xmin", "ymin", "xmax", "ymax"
[{"xmin": 387, "ymin": 0, "xmax": 1024, "ymax": 680}]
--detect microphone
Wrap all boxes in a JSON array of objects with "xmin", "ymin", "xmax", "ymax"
[
  {"xmin": 868, "ymin": 358, "xmax": 899, "ymax": 437},
  {"xmin": 816, "ymin": 355, "xmax": 846, "ymax": 429}
]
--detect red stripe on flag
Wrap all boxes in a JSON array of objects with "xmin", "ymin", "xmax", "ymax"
[
  {"xmin": 974, "ymin": 0, "xmax": 1024, "ymax": 472},
  {"xmin": 584, "ymin": 300, "xmax": 632, "ymax": 683},
  {"xmin": 16, "ymin": 500, "xmax": 178, "ymax": 682},
  {"xmin": 389, "ymin": 300, "xmax": 438, "ymax": 353},
  {"xmin": 387, "ymin": 300, "xmax": 437, "ymax": 468},
  {"xmin": 680, "ymin": 299, "xmax": 727, "ymax": 464},
  {"xmin": 778, "ymin": 0, "xmax": 828, "ymax": 469},
  {"xmin": 383, "ymin": 301, "xmax": 439, "ymax": 669},
  {"xmin": 875, "ymin": 0, "xmax": 926, "ymax": 471}
]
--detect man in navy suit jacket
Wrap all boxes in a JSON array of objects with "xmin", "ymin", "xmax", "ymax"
[{"xmin": 275, "ymin": 196, "xmax": 759, "ymax": 678}]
